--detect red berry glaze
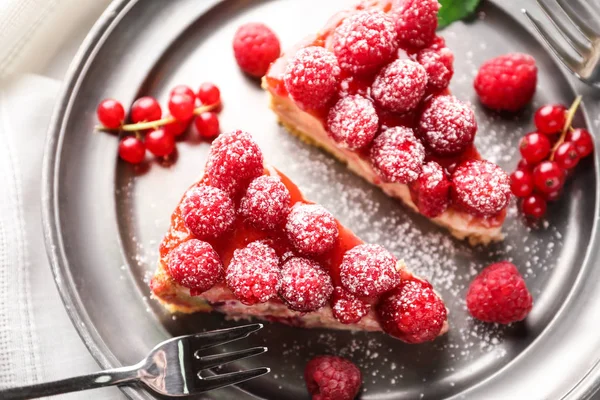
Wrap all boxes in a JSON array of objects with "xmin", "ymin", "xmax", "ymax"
[
  {"xmin": 304, "ymin": 355, "xmax": 362, "ymax": 400},
  {"xmin": 197, "ymin": 82, "xmax": 221, "ymax": 106},
  {"xmin": 233, "ymin": 23, "xmax": 281, "ymax": 77},
  {"xmin": 131, "ymin": 96, "xmax": 162, "ymax": 123},
  {"xmin": 97, "ymin": 99, "xmax": 125, "ymax": 128},
  {"xmin": 377, "ymin": 279, "xmax": 447, "ymax": 343},
  {"xmin": 145, "ymin": 129, "xmax": 175, "ymax": 157},
  {"xmin": 163, "ymin": 118, "xmax": 191, "ymax": 137},
  {"xmin": 205, "ymin": 130, "xmax": 264, "ymax": 195},
  {"xmin": 179, "ymin": 185, "xmax": 236, "ymax": 240},
  {"xmin": 118, "ymin": 136, "xmax": 145, "ymax": 164},
  {"xmin": 279, "ymin": 257, "xmax": 333, "ymax": 312},
  {"xmin": 168, "ymin": 93, "xmax": 195, "ymax": 121},
  {"xmin": 194, "ymin": 112, "xmax": 220, "ymax": 139},
  {"xmin": 332, "ymin": 10, "xmax": 398, "ymax": 75},
  {"xmin": 170, "ymin": 85, "xmax": 196, "ymax": 100},
  {"xmin": 452, "ymin": 160, "xmax": 511, "ymax": 217},
  {"xmin": 554, "ymin": 142, "xmax": 580, "ymax": 169},
  {"xmin": 417, "ymin": 45, "xmax": 454, "ymax": 92},
  {"xmin": 392, "ymin": 0, "xmax": 439, "ymax": 49},
  {"xmin": 474, "ymin": 53, "xmax": 537, "ymax": 112},
  {"xmin": 533, "ymin": 161, "xmax": 565, "ymax": 194},
  {"xmin": 519, "ymin": 132, "xmax": 551, "ymax": 164},
  {"xmin": 239, "ymin": 175, "xmax": 291, "ymax": 230},
  {"xmin": 370, "ymin": 126, "xmax": 425, "ymax": 184},
  {"xmin": 285, "ymin": 204, "xmax": 339, "ymax": 256},
  {"xmin": 566, "ymin": 128, "xmax": 594, "ymax": 158},
  {"xmin": 284, "ymin": 46, "xmax": 341, "ymax": 110},
  {"xmin": 225, "ymin": 241, "xmax": 281, "ymax": 305},
  {"xmin": 534, "ymin": 104, "xmax": 566, "ymax": 135},
  {"xmin": 371, "ymin": 59, "xmax": 428, "ymax": 113},
  {"xmin": 522, "ymin": 193, "xmax": 547, "ymax": 218},
  {"xmin": 340, "ymin": 244, "xmax": 399, "ymax": 297},
  {"xmin": 466, "ymin": 261, "xmax": 533, "ymax": 324},
  {"xmin": 510, "ymin": 169, "xmax": 534, "ymax": 198},
  {"xmin": 331, "ymin": 287, "xmax": 370, "ymax": 325},
  {"xmin": 410, "ymin": 161, "xmax": 451, "ymax": 217},
  {"xmin": 327, "ymin": 95, "xmax": 379, "ymax": 150},
  {"xmin": 418, "ymin": 95, "xmax": 477, "ymax": 156},
  {"xmin": 167, "ymin": 239, "xmax": 223, "ymax": 293}
]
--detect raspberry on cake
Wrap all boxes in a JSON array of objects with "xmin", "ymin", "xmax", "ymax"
[
  {"xmin": 262, "ymin": 0, "xmax": 512, "ymax": 245},
  {"xmin": 151, "ymin": 130, "xmax": 448, "ymax": 343}
]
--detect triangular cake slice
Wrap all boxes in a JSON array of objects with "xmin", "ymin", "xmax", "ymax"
[
  {"xmin": 262, "ymin": 0, "xmax": 511, "ymax": 245},
  {"xmin": 151, "ymin": 130, "xmax": 448, "ymax": 343}
]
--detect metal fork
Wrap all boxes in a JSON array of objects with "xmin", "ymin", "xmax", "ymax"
[
  {"xmin": 0, "ymin": 323, "xmax": 268, "ymax": 399},
  {"xmin": 523, "ymin": 0, "xmax": 600, "ymax": 86}
]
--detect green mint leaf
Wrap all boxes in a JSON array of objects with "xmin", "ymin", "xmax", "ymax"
[{"xmin": 437, "ymin": 0, "xmax": 481, "ymax": 29}]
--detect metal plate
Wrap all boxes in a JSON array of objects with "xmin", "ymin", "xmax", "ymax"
[{"xmin": 42, "ymin": 0, "xmax": 600, "ymax": 399}]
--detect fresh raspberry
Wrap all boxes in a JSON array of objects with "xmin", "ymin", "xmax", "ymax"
[
  {"xmin": 279, "ymin": 257, "xmax": 334, "ymax": 312},
  {"xmin": 466, "ymin": 261, "xmax": 533, "ymax": 324},
  {"xmin": 410, "ymin": 161, "xmax": 451, "ymax": 218},
  {"xmin": 205, "ymin": 130, "xmax": 264, "ymax": 195},
  {"xmin": 376, "ymin": 279, "xmax": 447, "ymax": 343},
  {"xmin": 370, "ymin": 126, "xmax": 425, "ymax": 184},
  {"xmin": 239, "ymin": 175, "xmax": 291, "ymax": 230},
  {"xmin": 225, "ymin": 241, "xmax": 281, "ymax": 305},
  {"xmin": 167, "ymin": 239, "xmax": 223, "ymax": 293},
  {"xmin": 327, "ymin": 95, "xmax": 379, "ymax": 150},
  {"xmin": 418, "ymin": 95, "xmax": 477, "ymax": 156},
  {"xmin": 179, "ymin": 185, "xmax": 236, "ymax": 240},
  {"xmin": 285, "ymin": 204, "xmax": 339, "ymax": 256},
  {"xmin": 392, "ymin": 0, "xmax": 440, "ymax": 49},
  {"xmin": 451, "ymin": 160, "xmax": 511, "ymax": 217},
  {"xmin": 233, "ymin": 23, "xmax": 281, "ymax": 77},
  {"xmin": 474, "ymin": 53, "xmax": 538, "ymax": 112},
  {"xmin": 417, "ymin": 45, "xmax": 454, "ymax": 92},
  {"xmin": 304, "ymin": 355, "xmax": 362, "ymax": 400},
  {"xmin": 371, "ymin": 59, "xmax": 428, "ymax": 113},
  {"xmin": 332, "ymin": 10, "xmax": 398, "ymax": 75},
  {"xmin": 340, "ymin": 244, "xmax": 399, "ymax": 298},
  {"xmin": 331, "ymin": 287, "xmax": 371, "ymax": 325},
  {"xmin": 284, "ymin": 46, "xmax": 341, "ymax": 110}
]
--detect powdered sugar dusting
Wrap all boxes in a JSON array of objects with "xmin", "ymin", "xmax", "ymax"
[
  {"xmin": 327, "ymin": 94, "xmax": 379, "ymax": 150},
  {"xmin": 239, "ymin": 175, "xmax": 291, "ymax": 230},
  {"xmin": 179, "ymin": 185, "xmax": 236, "ymax": 240},
  {"xmin": 340, "ymin": 244, "xmax": 400, "ymax": 297},
  {"xmin": 371, "ymin": 59, "xmax": 428, "ymax": 113},
  {"xmin": 285, "ymin": 203, "xmax": 339, "ymax": 256},
  {"xmin": 370, "ymin": 126, "xmax": 425, "ymax": 184},
  {"xmin": 167, "ymin": 239, "xmax": 223, "ymax": 292},
  {"xmin": 279, "ymin": 257, "xmax": 334, "ymax": 312}
]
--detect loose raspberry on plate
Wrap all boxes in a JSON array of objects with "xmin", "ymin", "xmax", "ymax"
[
  {"xmin": 474, "ymin": 53, "xmax": 537, "ymax": 112},
  {"xmin": 233, "ymin": 22, "xmax": 281, "ymax": 77},
  {"xmin": 239, "ymin": 175, "xmax": 291, "ymax": 230},
  {"xmin": 225, "ymin": 241, "xmax": 281, "ymax": 305},
  {"xmin": 285, "ymin": 204, "xmax": 339, "ymax": 256},
  {"xmin": 417, "ymin": 45, "xmax": 454, "ymax": 92},
  {"xmin": 205, "ymin": 130, "xmax": 264, "ymax": 195},
  {"xmin": 332, "ymin": 10, "xmax": 398, "ymax": 75},
  {"xmin": 418, "ymin": 95, "xmax": 477, "ymax": 156},
  {"xmin": 284, "ymin": 46, "xmax": 341, "ymax": 110},
  {"xmin": 452, "ymin": 160, "xmax": 511, "ymax": 217},
  {"xmin": 376, "ymin": 279, "xmax": 447, "ymax": 343},
  {"xmin": 340, "ymin": 244, "xmax": 400, "ymax": 298},
  {"xmin": 371, "ymin": 59, "xmax": 428, "ymax": 113},
  {"xmin": 279, "ymin": 257, "xmax": 334, "ymax": 312},
  {"xmin": 331, "ymin": 287, "xmax": 371, "ymax": 325},
  {"xmin": 327, "ymin": 95, "xmax": 379, "ymax": 150},
  {"xmin": 370, "ymin": 126, "xmax": 425, "ymax": 184},
  {"xmin": 179, "ymin": 185, "xmax": 236, "ymax": 240},
  {"xmin": 304, "ymin": 355, "xmax": 362, "ymax": 400},
  {"xmin": 392, "ymin": 0, "xmax": 440, "ymax": 49},
  {"xmin": 466, "ymin": 261, "xmax": 533, "ymax": 324},
  {"xmin": 167, "ymin": 239, "xmax": 223, "ymax": 293},
  {"xmin": 410, "ymin": 161, "xmax": 451, "ymax": 218}
]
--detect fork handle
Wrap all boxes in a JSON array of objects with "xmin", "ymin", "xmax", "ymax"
[{"xmin": 0, "ymin": 365, "xmax": 141, "ymax": 399}]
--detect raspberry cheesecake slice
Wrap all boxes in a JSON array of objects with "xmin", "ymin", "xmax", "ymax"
[
  {"xmin": 262, "ymin": 0, "xmax": 511, "ymax": 245},
  {"xmin": 151, "ymin": 130, "xmax": 448, "ymax": 343}
]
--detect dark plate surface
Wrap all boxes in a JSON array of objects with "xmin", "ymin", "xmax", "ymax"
[{"xmin": 43, "ymin": 0, "xmax": 600, "ymax": 399}]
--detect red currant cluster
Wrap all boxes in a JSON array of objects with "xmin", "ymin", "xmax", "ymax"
[
  {"xmin": 510, "ymin": 97, "xmax": 593, "ymax": 218},
  {"xmin": 96, "ymin": 82, "xmax": 222, "ymax": 164}
]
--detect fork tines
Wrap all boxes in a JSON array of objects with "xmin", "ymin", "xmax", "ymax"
[{"xmin": 190, "ymin": 323, "xmax": 264, "ymax": 351}]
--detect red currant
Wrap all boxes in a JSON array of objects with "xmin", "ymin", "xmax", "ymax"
[
  {"xmin": 197, "ymin": 83, "xmax": 220, "ymax": 106},
  {"xmin": 194, "ymin": 112, "xmax": 220, "ymax": 139},
  {"xmin": 131, "ymin": 96, "xmax": 162, "ymax": 123},
  {"xmin": 534, "ymin": 104, "xmax": 566, "ymax": 135},
  {"xmin": 168, "ymin": 93, "xmax": 195, "ymax": 121},
  {"xmin": 170, "ymin": 85, "xmax": 196, "ymax": 100},
  {"xmin": 510, "ymin": 169, "xmax": 534, "ymax": 198},
  {"xmin": 545, "ymin": 189, "xmax": 562, "ymax": 202},
  {"xmin": 97, "ymin": 99, "xmax": 125, "ymax": 128},
  {"xmin": 566, "ymin": 128, "xmax": 594, "ymax": 158},
  {"xmin": 533, "ymin": 161, "xmax": 565, "ymax": 193},
  {"xmin": 519, "ymin": 132, "xmax": 551, "ymax": 164},
  {"xmin": 554, "ymin": 142, "xmax": 580, "ymax": 169},
  {"xmin": 118, "ymin": 136, "xmax": 145, "ymax": 164},
  {"xmin": 163, "ymin": 118, "xmax": 191, "ymax": 137},
  {"xmin": 146, "ymin": 129, "xmax": 175, "ymax": 157},
  {"xmin": 522, "ymin": 194, "xmax": 547, "ymax": 218},
  {"xmin": 517, "ymin": 158, "xmax": 533, "ymax": 171}
]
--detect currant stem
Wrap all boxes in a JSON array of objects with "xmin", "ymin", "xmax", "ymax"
[{"xmin": 550, "ymin": 95, "xmax": 582, "ymax": 161}]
